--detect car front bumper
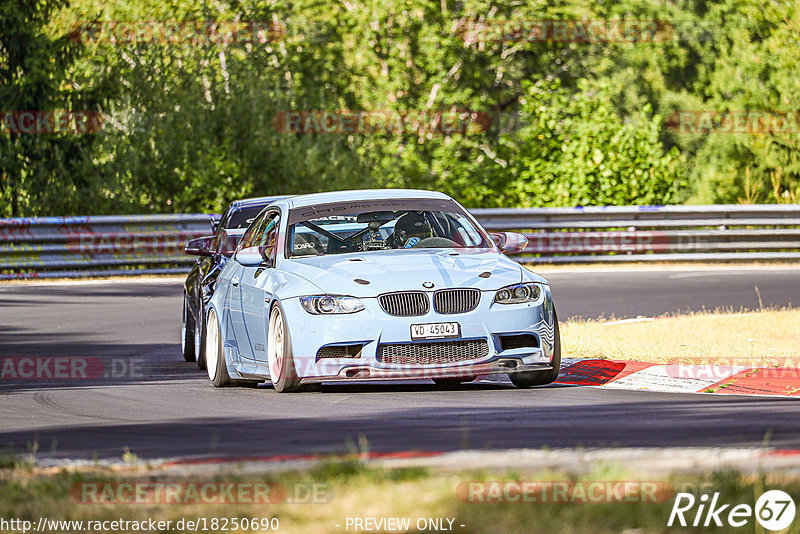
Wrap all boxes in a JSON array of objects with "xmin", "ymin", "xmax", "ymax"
[{"xmin": 279, "ymin": 286, "xmax": 557, "ymax": 382}]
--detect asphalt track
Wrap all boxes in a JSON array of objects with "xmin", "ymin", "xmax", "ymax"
[{"xmin": 1, "ymin": 266, "xmax": 799, "ymax": 462}]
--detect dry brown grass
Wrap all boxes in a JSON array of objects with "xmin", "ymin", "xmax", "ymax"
[{"xmin": 562, "ymin": 309, "xmax": 800, "ymax": 365}]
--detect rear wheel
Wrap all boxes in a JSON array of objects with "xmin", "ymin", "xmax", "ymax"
[
  {"xmin": 181, "ymin": 296, "xmax": 196, "ymax": 362},
  {"xmin": 195, "ymin": 303, "xmax": 207, "ymax": 370},
  {"xmin": 267, "ymin": 305, "xmax": 303, "ymax": 392},
  {"xmin": 509, "ymin": 308, "xmax": 561, "ymax": 388},
  {"xmin": 206, "ymin": 308, "xmax": 259, "ymax": 388}
]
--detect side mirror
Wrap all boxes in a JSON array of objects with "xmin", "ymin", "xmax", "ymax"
[
  {"xmin": 185, "ymin": 236, "xmax": 214, "ymax": 257},
  {"xmin": 490, "ymin": 232, "xmax": 528, "ymax": 255},
  {"xmin": 235, "ymin": 246, "xmax": 267, "ymax": 266}
]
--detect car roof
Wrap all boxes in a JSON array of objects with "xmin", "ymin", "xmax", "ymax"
[
  {"xmin": 278, "ymin": 189, "xmax": 451, "ymax": 210},
  {"xmin": 211, "ymin": 196, "xmax": 292, "ymax": 229},
  {"xmin": 229, "ymin": 195, "xmax": 293, "ymax": 211}
]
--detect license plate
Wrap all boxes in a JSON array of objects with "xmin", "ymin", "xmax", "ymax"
[{"xmin": 411, "ymin": 322, "xmax": 460, "ymax": 340}]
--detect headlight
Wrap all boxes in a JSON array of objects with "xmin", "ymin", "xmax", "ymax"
[
  {"xmin": 300, "ymin": 295, "xmax": 365, "ymax": 314},
  {"xmin": 494, "ymin": 283, "xmax": 543, "ymax": 305}
]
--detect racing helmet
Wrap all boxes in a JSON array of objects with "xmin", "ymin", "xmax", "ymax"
[{"xmin": 393, "ymin": 211, "xmax": 432, "ymax": 246}]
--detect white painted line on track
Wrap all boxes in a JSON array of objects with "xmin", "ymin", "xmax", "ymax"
[
  {"xmin": 605, "ymin": 365, "xmax": 737, "ymax": 394},
  {"xmin": 667, "ymin": 271, "xmax": 762, "ymax": 279}
]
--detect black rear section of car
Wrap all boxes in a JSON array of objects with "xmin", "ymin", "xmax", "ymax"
[{"xmin": 182, "ymin": 198, "xmax": 280, "ymax": 367}]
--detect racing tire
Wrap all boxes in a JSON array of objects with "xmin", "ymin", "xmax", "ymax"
[
  {"xmin": 509, "ymin": 308, "xmax": 561, "ymax": 388},
  {"xmin": 181, "ymin": 296, "xmax": 197, "ymax": 362},
  {"xmin": 267, "ymin": 305, "xmax": 304, "ymax": 393},
  {"xmin": 195, "ymin": 303, "xmax": 207, "ymax": 370},
  {"xmin": 206, "ymin": 308, "xmax": 260, "ymax": 388}
]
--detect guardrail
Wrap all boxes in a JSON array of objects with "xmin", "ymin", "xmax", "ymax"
[
  {"xmin": 0, "ymin": 214, "xmax": 216, "ymax": 280},
  {"xmin": 471, "ymin": 204, "xmax": 800, "ymax": 263},
  {"xmin": 1, "ymin": 205, "xmax": 798, "ymax": 279}
]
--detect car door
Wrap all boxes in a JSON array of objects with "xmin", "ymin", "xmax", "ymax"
[
  {"xmin": 229, "ymin": 211, "xmax": 271, "ymax": 360},
  {"xmin": 241, "ymin": 210, "xmax": 281, "ymax": 364}
]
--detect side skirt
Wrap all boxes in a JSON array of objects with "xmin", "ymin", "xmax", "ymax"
[{"xmin": 234, "ymin": 358, "xmax": 272, "ymax": 381}]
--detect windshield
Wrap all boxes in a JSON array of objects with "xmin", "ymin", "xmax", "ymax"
[
  {"xmin": 285, "ymin": 199, "xmax": 491, "ymax": 257},
  {"xmin": 226, "ymin": 206, "xmax": 268, "ymax": 229},
  {"xmin": 212, "ymin": 206, "xmax": 267, "ymax": 255}
]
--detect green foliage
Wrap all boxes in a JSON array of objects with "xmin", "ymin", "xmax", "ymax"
[
  {"xmin": 463, "ymin": 79, "xmax": 684, "ymax": 207},
  {"xmin": 669, "ymin": 0, "xmax": 800, "ymax": 203},
  {"xmin": 1, "ymin": 0, "xmax": 799, "ymax": 216},
  {"xmin": 0, "ymin": 0, "xmax": 109, "ymax": 217}
]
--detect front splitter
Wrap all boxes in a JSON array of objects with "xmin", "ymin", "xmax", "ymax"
[{"xmin": 298, "ymin": 361, "xmax": 553, "ymax": 383}]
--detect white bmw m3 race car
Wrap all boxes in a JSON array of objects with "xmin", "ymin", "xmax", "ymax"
[{"xmin": 204, "ymin": 189, "xmax": 560, "ymax": 392}]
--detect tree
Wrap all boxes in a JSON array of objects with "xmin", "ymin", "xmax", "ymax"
[{"xmin": 0, "ymin": 0, "xmax": 109, "ymax": 217}]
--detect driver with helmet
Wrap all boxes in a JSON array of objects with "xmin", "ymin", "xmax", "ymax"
[{"xmin": 389, "ymin": 211, "xmax": 432, "ymax": 248}]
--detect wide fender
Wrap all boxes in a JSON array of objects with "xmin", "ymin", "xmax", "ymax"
[{"xmin": 539, "ymin": 285, "xmax": 557, "ymax": 360}]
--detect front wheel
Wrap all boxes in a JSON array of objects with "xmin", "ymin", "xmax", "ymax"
[
  {"xmin": 267, "ymin": 305, "xmax": 303, "ymax": 392},
  {"xmin": 509, "ymin": 308, "xmax": 561, "ymax": 388}
]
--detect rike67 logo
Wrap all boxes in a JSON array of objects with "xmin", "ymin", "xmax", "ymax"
[{"xmin": 668, "ymin": 490, "xmax": 796, "ymax": 531}]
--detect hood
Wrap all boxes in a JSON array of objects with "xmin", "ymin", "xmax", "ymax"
[{"xmin": 279, "ymin": 249, "xmax": 527, "ymax": 297}]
